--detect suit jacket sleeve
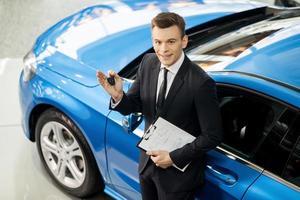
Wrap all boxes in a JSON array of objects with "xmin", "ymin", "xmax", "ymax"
[
  {"xmin": 109, "ymin": 55, "xmax": 146, "ymax": 115},
  {"xmin": 169, "ymin": 78, "xmax": 223, "ymax": 168}
]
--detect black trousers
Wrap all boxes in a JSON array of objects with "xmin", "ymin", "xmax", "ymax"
[{"xmin": 139, "ymin": 161, "xmax": 196, "ymax": 200}]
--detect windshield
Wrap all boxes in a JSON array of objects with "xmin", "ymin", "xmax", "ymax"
[{"xmin": 187, "ymin": 13, "xmax": 300, "ymax": 71}]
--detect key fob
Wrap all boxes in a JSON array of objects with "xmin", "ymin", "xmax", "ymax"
[{"xmin": 107, "ymin": 76, "xmax": 115, "ymax": 86}]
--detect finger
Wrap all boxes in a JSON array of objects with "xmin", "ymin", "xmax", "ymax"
[
  {"xmin": 150, "ymin": 156, "xmax": 158, "ymax": 163},
  {"xmin": 109, "ymin": 71, "xmax": 122, "ymax": 82},
  {"xmin": 96, "ymin": 71, "xmax": 106, "ymax": 80},
  {"xmin": 96, "ymin": 70, "xmax": 106, "ymax": 78},
  {"xmin": 108, "ymin": 70, "xmax": 116, "ymax": 77},
  {"xmin": 113, "ymin": 72, "xmax": 122, "ymax": 81},
  {"xmin": 148, "ymin": 150, "xmax": 159, "ymax": 156},
  {"xmin": 146, "ymin": 151, "xmax": 153, "ymax": 156},
  {"xmin": 96, "ymin": 71, "xmax": 108, "ymax": 86}
]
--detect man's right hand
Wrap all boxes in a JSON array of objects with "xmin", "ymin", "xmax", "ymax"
[{"xmin": 96, "ymin": 70, "xmax": 123, "ymax": 102}]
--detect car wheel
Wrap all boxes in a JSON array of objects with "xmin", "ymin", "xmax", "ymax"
[{"xmin": 35, "ymin": 108, "xmax": 103, "ymax": 197}]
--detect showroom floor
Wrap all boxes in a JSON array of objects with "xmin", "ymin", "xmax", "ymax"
[{"xmin": 0, "ymin": 0, "xmax": 112, "ymax": 199}]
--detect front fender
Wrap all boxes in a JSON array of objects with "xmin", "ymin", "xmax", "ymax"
[{"xmin": 19, "ymin": 66, "xmax": 112, "ymax": 183}]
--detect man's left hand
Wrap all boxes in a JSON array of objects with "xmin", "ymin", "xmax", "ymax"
[{"xmin": 146, "ymin": 150, "xmax": 173, "ymax": 169}]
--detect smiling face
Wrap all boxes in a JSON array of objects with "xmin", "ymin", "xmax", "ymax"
[{"xmin": 152, "ymin": 25, "xmax": 188, "ymax": 67}]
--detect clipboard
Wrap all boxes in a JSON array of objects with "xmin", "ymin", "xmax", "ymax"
[{"xmin": 137, "ymin": 117, "xmax": 195, "ymax": 171}]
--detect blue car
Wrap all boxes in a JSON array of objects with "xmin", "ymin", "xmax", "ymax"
[{"xmin": 19, "ymin": 0, "xmax": 300, "ymax": 199}]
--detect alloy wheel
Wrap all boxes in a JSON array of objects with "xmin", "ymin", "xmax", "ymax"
[{"xmin": 40, "ymin": 121, "xmax": 86, "ymax": 188}]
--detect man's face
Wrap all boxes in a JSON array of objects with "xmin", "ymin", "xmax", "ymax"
[{"xmin": 152, "ymin": 25, "xmax": 188, "ymax": 66}]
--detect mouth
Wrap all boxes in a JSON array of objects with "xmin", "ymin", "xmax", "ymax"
[{"xmin": 159, "ymin": 54, "xmax": 172, "ymax": 60}]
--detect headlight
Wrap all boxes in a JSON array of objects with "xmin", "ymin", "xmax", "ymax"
[{"xmin": 23, "ymin": 50, "xmax": 37, "ymax": 82}]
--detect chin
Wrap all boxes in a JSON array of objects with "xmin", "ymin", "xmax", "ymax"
[{"xmin": 160, "ymin": 59, "xmax": 174, "ymax": 66}]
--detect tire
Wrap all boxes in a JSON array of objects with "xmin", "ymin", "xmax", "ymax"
[{"xmin": 35, "ymin": 108, "xmax": 103, "ymax": 197}]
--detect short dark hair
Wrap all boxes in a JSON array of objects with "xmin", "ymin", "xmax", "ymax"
[{"xmin": 151, "ymin": 12, "xmax": 186, "ymax": 38}]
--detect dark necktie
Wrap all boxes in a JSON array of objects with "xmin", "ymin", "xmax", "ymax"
[{"xmin": 156, "ymin": 68, "xmax": 168, "ymax": 115}]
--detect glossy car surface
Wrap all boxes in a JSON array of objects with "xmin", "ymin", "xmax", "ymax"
[{"xmin": 19, "ymin": 0, "xmax": 300, "ymax": 199}]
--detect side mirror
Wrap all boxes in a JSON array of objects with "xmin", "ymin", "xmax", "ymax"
[{"xmin": 122, "ymin": 113, "xmax": 143, "ymax": 132}]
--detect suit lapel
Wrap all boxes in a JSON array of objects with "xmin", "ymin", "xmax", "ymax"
[{"xmin": 161, "ymin": 56, "xmax": 190, "ymax": 116}]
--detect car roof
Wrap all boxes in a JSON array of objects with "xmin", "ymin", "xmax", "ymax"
[
  {"xmin": 210, "ymin": 70, "xmax": 300, "ymax": 109},
  {"xmin": 219, "ymin": 23, "xmax": 300, "ymax": 92}
]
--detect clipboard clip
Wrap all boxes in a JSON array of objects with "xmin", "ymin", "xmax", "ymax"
[{"xmin": 143, "ymin": 124, "xmax": 156, "ymax": 140}]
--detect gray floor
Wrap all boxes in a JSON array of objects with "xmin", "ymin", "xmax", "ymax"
[
  {"xmin": 0, "ymin": 0, "xmax": 111, "ymax": 58},
  {"xmin": 0, "ymin": 0, "xmax": 112, "ymax": 199}
]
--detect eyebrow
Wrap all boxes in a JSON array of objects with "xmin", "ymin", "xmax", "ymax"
[{"xmin": 153, "ymin": 38, "xmax": 177, "ymax": 42}]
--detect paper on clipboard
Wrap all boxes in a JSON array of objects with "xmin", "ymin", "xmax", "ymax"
[{"xmin": 137, "ymin": 117, "xmax": 195, "ymax": 171}]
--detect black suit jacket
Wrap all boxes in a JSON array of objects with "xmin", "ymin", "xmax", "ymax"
[{"xmin": 111, "ymin": 53, "xmax": 223, "ymax": 192}]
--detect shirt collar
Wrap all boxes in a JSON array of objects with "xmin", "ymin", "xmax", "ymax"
[{"xmin": 160, "ymin": 51, "xmax": 185, "ymax": 75}]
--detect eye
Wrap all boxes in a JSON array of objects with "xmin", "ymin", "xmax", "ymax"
[
  {"xmin": 168, "ymin": 40, "xmax": 176, "ymax": 44},
  {"xmin": 154, "ymin": 40, "xmax": 161, "ymax": 45}
]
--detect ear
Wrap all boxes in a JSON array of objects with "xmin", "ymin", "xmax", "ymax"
[{"xmin": 182, "ymin": 35, "xmax": 188, "ymax": 49}]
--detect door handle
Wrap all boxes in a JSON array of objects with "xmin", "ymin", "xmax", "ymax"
[{"xmin": 207, "ymin": 165, "xmax": 237, "ymax": 185}]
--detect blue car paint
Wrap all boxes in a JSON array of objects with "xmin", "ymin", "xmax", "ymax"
[
  {"xmin": 102, "ymin": 79, "xmax": 144, "ymax": 199},
  {"xmin": 19, "ymin": 72, "xmax": 37, "ymax": 139},
  {"xmin": 40, "ymin": 50, "xmax": 99, "ymax": 87},
  {"xmin": 104, "ymin": 184, "xmax": 129, "ymax": 200},
  {"xmin": 19, "ymin": 66, "xmax": 112, "ymax": 183},
  {"xmin": 34, "ymin": 0, "xmax": 260, "ymax": 58},
  {"xmin": 36, "ymin": 12, "xmax": 232, "ymax": 88},
  {"xmin": 105, "ymin": 110, "xmax": 144, "ymax": 199},
  {"xmin": 198, "ymin": 150, "xmax": 263, "ymax": 200},
  {"xmin": 32, "ymin": 1, "xmax": 262, "ymax": 87},
  {"xmin": 76, "ymin": 13, "xmax": 231, "ymax": 70},
  {"xmin": 210, "ymin": 72, "xmax": 300, "ymax": 108},
  {"xmin": 242, "ymin": 174, "xmax": 300, "ymax": 200},
  {"xmin": 225, "ymin": 25, "xmax": 300, "ymax": 90},
  {"xmin": 18, "ymin": 1, "xmax": 300, "ymax": 199}
]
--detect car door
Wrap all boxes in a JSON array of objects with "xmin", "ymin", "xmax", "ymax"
[
  {"xmin": 105, "ymin": 79, "xmax": 287, "ymax": 199},
  {"xmin": 243, "ymin": 110, "xmax": 300, "ymax": 200},
  {"xmin": 105, "ymin": 81, "xmax": 280, "ymax": 200},
  {"xmin": 105, "ymin": 80, "xmax": 143, "ymax": 200},
  {"xmin": 196, "ymin": 84, "xmax": 292, "ymax": 200},
  {"xmin": 197, "ymin": 148, "xmax": 263, "ymax": 200}
]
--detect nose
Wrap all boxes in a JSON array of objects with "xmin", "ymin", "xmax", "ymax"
[{"xmin": 160, "ymin": 43, "xmax": 169, "ymax": 52}]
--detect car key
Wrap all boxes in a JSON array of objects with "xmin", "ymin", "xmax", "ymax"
[{"xmin": 107, "ymin": 76, "xmax": 115, "ymax": 86}]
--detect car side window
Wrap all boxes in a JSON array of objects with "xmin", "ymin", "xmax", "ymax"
[
  {"xmin": 281, "ymin": 116, "xmax": 300, "ymax": 187},
  {"xmin": 253, "ymin": 108, "xmax": 298, "ymax": 177},
  {"xmin": 218, "ymin": 85, "xmax": 299, "ymax": 181},
  {"xmin": 218, "ymin": 86, "xmax": 283, "ymax": 158}
]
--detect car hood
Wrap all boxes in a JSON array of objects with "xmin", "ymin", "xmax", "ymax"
[{"xmin": 34, "ymin": 0, "xmax": 264, "ymax": 87}]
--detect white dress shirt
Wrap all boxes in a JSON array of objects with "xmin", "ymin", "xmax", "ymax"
[{"xmin": 156, "ymin": 51, "xmax": 184, "ymax": 102}]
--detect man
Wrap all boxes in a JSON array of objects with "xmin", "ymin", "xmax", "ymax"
[{"xmin": 97, "ymin": 12, "xmax": 223, "ymax": 200}]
